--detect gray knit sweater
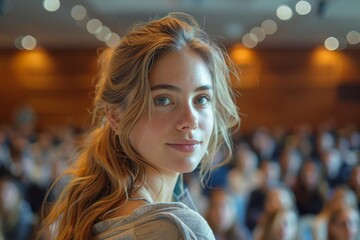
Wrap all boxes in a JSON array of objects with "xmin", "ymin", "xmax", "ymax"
[{"xmin": 92, "ymin": 202, "xmax": 215, "ymax": 240}]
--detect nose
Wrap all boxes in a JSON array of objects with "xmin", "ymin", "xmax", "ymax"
[{"xmin": 176, "ymin": 103, "xmax": 198, "ymax": 131}]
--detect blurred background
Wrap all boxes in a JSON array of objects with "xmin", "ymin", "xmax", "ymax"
[{"xmin": 0, "ymin": 0, "xmax": 360, "ymax": 239}]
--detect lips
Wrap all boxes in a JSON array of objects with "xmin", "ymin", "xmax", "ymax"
[{"xmin": 166, "ymin": 140, "xmax": 201, "ymax": 153}]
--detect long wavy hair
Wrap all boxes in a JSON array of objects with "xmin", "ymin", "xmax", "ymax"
[{"xmin": 40, "ymin": 12, "xmax": 240, "ymax": 239}]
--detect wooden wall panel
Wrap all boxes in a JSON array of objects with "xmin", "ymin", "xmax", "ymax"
[
  {"xmin": 233, "ymin": 48, "xmax": 360, "ymax": 132},
  {"xmin": 0, "ymin": 49, "xmax": 98, "ymax": 129},
  {"xmin": 1, "ymin": 48, "xmax": 359, "ymax": 133}
]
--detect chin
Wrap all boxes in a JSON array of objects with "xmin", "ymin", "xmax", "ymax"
[{"xmin": 176, "ymin": 160, "xmax": 200, "ymax": 173}]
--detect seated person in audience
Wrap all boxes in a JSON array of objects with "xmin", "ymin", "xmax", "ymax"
[
  {"xmin": 313, "ymin": 185, "xmax": 358, "ymax": 240},
  {"xmin": 278, "ymin": 145, "xmax": 303, "ymax": 188},
  {"xmin": 254, "ymin": 208, "xmax": 298, "ymax": 240},
  {"xmin": 327, "ymin": 204, "xmax": 360, "ymax": 240},
  {"xmin": 245, "ymin": 160, "xmax": 280, "ymax": 231},
  {"xmin": 227, "ymin": 142, "xmax": 260, "ymax": 198},
  {"xmin": 314, "ymin": 129, "xmax": 336, "ymax": 159},
  {"xmin": 250, "ymin": 126, "xmax": 277, "ymax": 161},
  {"xmin": 0, "ymin": 127, "xmax": 11, "ymax": 175},
  {"xmin": 227, "ymin": 143, "xmax": 260, "ymax": 223},
  {"xmin": 320, "ymin": 148, "xmax": 347, "ymax": 189},
  {"xmin": 0, "ymin": 176, "xmax": 34, "ymax": 240},
  {"xmin": 292, "ymin": 160, "xmax": 326, "ymax": 216},
  {"xmin": 205, "ymin": 188, "xmax": 251, "ymax": 240},
  {"xmin": 348, "ymin": 164, "xmax": 360, "ymax": 210},
  {"xmin": 252, "ymin": 183, "xmax": 295, "ymax": 239}
]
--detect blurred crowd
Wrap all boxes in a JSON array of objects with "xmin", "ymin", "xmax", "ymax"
[
  {"xmin": 0, "ymin": 106, "xmax": 359, "ymax": 240},
  {"xmin": 191, "ymin": 119, "xmax": 360, "ymax": 240}
]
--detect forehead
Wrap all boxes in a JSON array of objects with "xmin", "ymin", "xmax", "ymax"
[{"xmin": 148, "ymin": 48, "xmax": 212, "ymax": 87}]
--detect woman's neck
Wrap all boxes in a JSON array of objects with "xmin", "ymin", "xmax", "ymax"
[
  {"xmin": 101, "ymin": 171, "xmax": 180, "ymax": 220},
  {"xmin": 137, "ymin": 169, "xmax": 179, "ymax": 203}
]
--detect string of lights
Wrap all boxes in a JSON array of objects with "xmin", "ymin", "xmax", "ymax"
[
  {"xmin": 241, "ymin": 0, "xmax": 360, "ymax": 50},
  {"xmin": 13, "ymin": 0, "xmax": 360, "ymax": 51}
]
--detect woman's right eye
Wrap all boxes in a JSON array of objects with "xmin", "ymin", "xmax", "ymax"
[{"xmin": 154, "ymin": 95, "xmax": 173, "ymax": 106}]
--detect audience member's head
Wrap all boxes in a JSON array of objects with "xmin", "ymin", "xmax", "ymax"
[
  {"xmin": 297, "ymin": 160, "xmax": 323, "ymax": 191},
  {"xmin": 264, "ymin": 184, "xmax": 295, "ymax": 216},
  {"xmin": 325, "ymin": 185, "xmax": 358, "ymax": 214},
  {"xmin": 349, "ymin": 165, "xmax": 360, "ymax": 192},
  {"xmin": 206, "ymin": 188, "xmax": 249, "ymax": 240},
  {"xmin": 258, "ymin": 160, "xmax": 280, "ymax": 188},
  {"xmin": 327, "ymin": 205, "xmax": 360, "ymax": 240},
  {"xmin": 233, "ymin": 143, "xmax": 258, "ymax": 174},
  {"xmin": 261, "ymin": 209, "xmax": 298, "ymax": 240}
]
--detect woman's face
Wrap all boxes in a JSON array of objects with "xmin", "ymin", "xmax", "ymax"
[{"xmin": 130, "ymin": 48, "xmax": 214, "ymax": 177}]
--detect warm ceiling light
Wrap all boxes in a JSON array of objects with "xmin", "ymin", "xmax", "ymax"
[
  {"xmin": 324, "ymin": 37, "xmax": 339, "ymax": 51},
  {"xmin": 106, "ymin": 33, "xmax": 121, "ymax": 48},
  {"xmin": 43, "ymin": 0, "xmax": 60, "ymax": 12},
  {"xmin": 242, "ymin": 33, "xmax": 257, "ymax": 48},
  {"xmin": 71, "ymin": 5, "xmax": 87, "ymax": 21},
  {"xmin": 250, "ymin": 27, "xmax": 266, "ymax": 42},
  {"xmin": 276, "ymin": 5, "xmax": 293, "ymax": 21},
  {"xmin": 261, "ymin": 19, "xmax": 277, "ymax": 35},
  {"xmin": 86, "ymin": 19, "xmax": 102, "ymax": 34},
  {"xmin": 295, "ymin": 1, "xmax": 312, "ymax": 15},
  {"xmin": 96, "ymin": 26, "xmax": 111, "ymax": 41},
  {"xmin": 337, "ymin": 37, "xmax": 347, "ymax": 50},
  {"xmin": 14, "ymin": 36, "xmax": 24, "ymax": 50},
  {"xmin": 20, "ymin": 35, "xmax": 37, "ymax": 50},
  {"xmin": 346, "ymin": 31, "xmax": 360, "ymax": 45}
]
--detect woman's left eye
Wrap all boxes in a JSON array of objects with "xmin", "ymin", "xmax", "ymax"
[{"xmin": 195, "ymin": 95, "xmax": 210, "ymax": 105}]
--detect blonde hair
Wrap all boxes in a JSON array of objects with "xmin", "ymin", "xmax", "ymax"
[{"xmin": 40, "ymin": 12, "xmax": 240, "ymax": 239}]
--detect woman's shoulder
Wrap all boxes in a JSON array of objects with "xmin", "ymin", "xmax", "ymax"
[{"xmin": 94, "ymin": 202, "xmax": 215, "ymax": 239}]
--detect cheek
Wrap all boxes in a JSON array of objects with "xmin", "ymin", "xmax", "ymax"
[
  {"xmin": 129, "ymin": 117, "xmax": 151, "ymax": 150},
  {"xmin": 130, "ymin": 115, "xmax": 166, "ymax": 147},
  {"xmin": 201, "ymin": 110, "xmax": 214, "ymax": 136}
]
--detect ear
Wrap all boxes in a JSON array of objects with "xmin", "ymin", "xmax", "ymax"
[{"xmin": 106, "ymin": 105, "xmax": 120, "ymax": 132}]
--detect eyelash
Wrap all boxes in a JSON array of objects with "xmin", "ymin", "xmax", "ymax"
[
  {"xmin": 153, "ymin": 94, "xmax": 212, "ymax": 106},
  {"xmin": 153, "ymin": 94, "xmax": 173, "ymax": 106},
  {"xmin": 195, "ymin": 94, "xmax": 211, "ymax": 105}
]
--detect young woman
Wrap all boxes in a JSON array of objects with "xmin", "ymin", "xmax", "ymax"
[{"xmin": 40, "ymin": 12, "xmax": 240, "ymax": 239}]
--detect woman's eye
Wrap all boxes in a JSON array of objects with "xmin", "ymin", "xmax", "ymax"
[
  {"xmin": 154, "ymin": 96, "xmax": 173, "ymax": 106},
  {"xmin": 195, "ymin": 95, "xmax": 210, "ymax": 105}
]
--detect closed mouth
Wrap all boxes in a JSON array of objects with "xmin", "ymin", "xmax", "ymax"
[{"xmin": 166, "ymin": 142, "xmax": 201, "ymax": 153}]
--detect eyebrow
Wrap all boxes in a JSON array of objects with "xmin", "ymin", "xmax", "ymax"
[{"xmin": 151, "ymin": 84, "xmax": 213, "ymax": 92}]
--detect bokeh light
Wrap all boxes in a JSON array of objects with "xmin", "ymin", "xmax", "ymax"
[
  {"xmin": 86, "ymin": 19, "xmax": 102, "ymax": 34},
  {"xmin": 295, "ymin": 1, "xmax": 312, "ymax": 15},
  {"xmin": 324, "ymin": 37, "xmax": 339, "ymax": 51},
  {"xmin": 250, "ymin": 27, "xmax": 266, "ymax": 42},
  {"xmin": 242, "ymin": 33, "xmax": 257, "ymax": 48},
  {"xmin": 261, "ymin": 19, "xmax": 277, "ymax": 35},
  {"xmin": 346, "ymin": 31, "xmax": 360, "ymax": 45},
  {"xmin": 71, "ymin": 5, "xmax": 87, "ymax": 21},
  {"xmin": 43, "ymin": 0, "xmax": 60, "ymax": 12},
  {"xmin": 105, "ymin": 33, "xmax": 121, "ymax": 48},
  {"xmin": 276, "ymin": 5, "xmax": 293, "ymax": 21}
]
